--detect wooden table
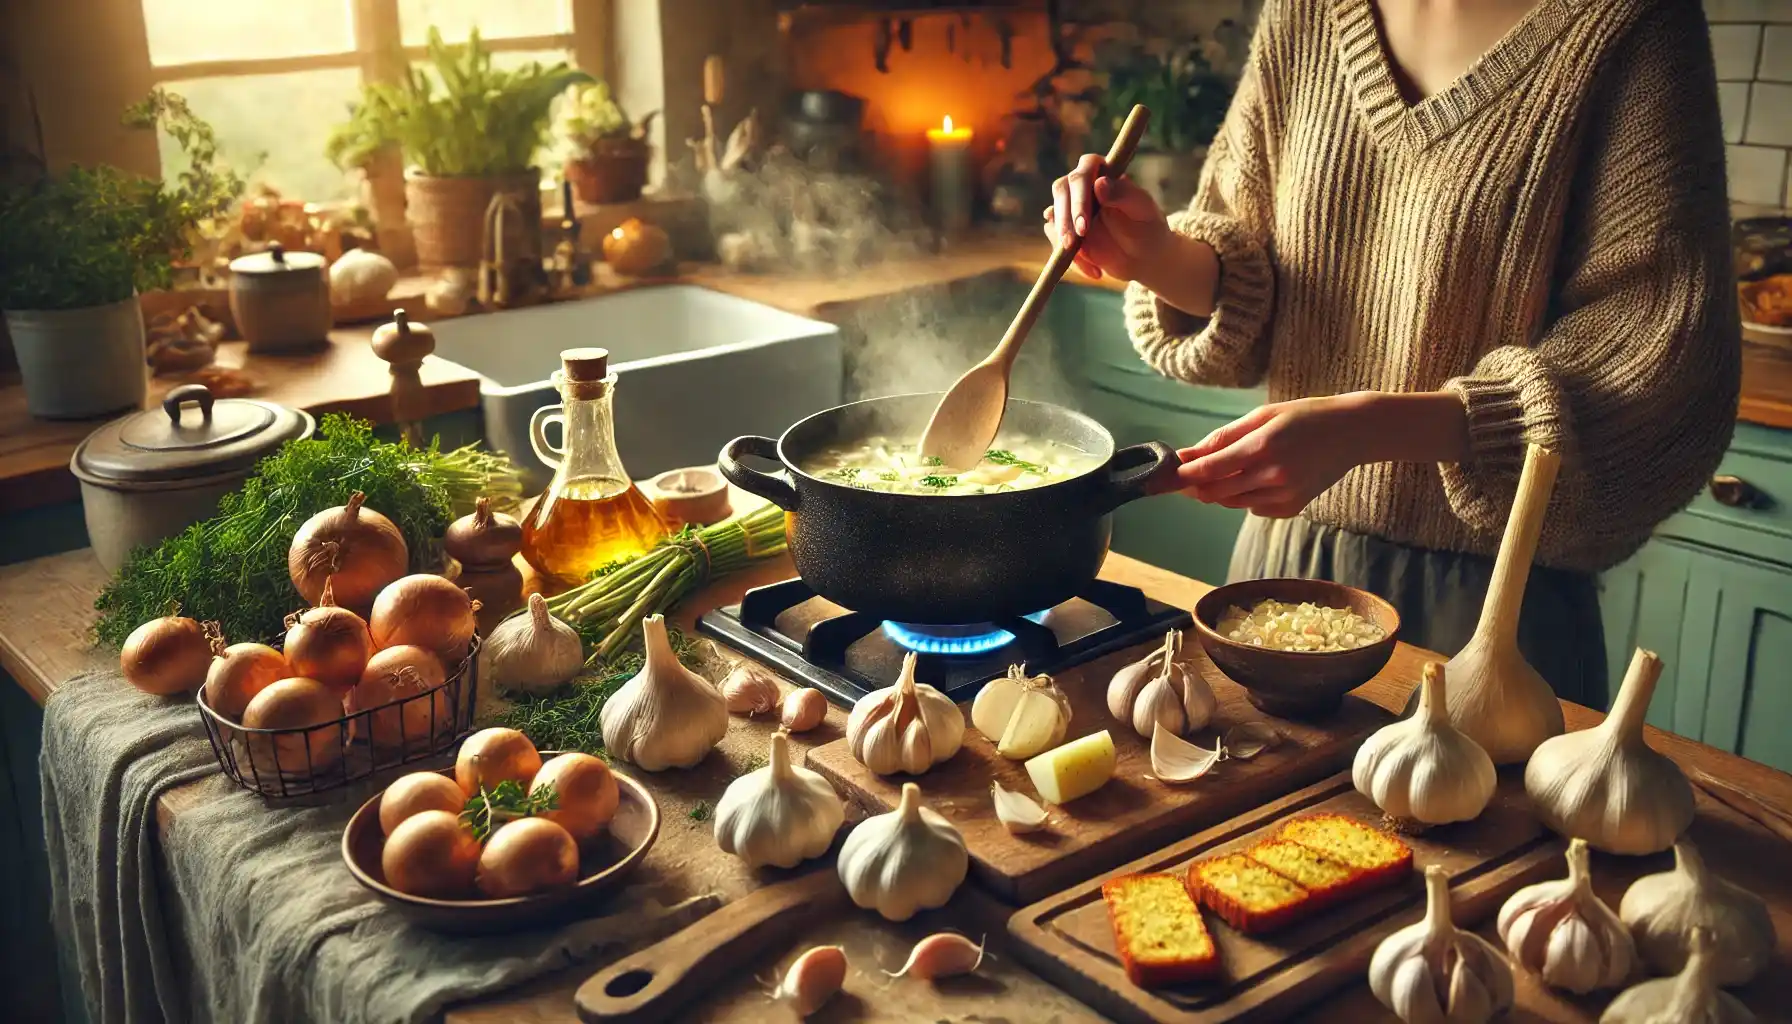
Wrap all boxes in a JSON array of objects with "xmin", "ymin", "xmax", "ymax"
[{"xmin": 7, "ymin": 547, "xmax": 1792, "ymax": 1023}]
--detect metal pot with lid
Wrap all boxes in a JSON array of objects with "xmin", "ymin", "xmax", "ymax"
[
  {"xmin": 229, "ymin": 242, "xmax": 333, "ymax": 352},
  {"xmin": 71, "ymin": 384, "xmax": 315, "ymax": 573}
]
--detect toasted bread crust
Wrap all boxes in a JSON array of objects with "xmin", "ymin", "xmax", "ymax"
[
  {"xmin": 1102, "ymin": 873, "xmax": 1222, "ymax": 986},
  {"xmin": 1186, "ymin": 853, "xmax": 1311, "ymax": 934}
]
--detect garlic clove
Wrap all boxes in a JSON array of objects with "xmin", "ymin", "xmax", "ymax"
[
  {"xmin": 1149, "ymin": 723, "xmax": 1225, "ymax": 784},
  {"xmin": 781, "ymin": 687, "xmax": 828, "ymax": 732},
  {"xmin": 884, "ymin": 932, "xmax": 986, "ymax": 980},
  {"xmin": 1223, "ymin": 722, "xmax": 1282, "ymax": 760},
  {"xmin": 722, "ymin": 661, "xmax": 781, "ymax": 715},
  {"xmin": 991, "ymin": 780, "xmax": 1048, "ymax": 834},
  {"xmin": 773, "ymin": 944, "xmax": 847, "ymax": 1017},
  {"xmin": 995, "ymin": 686, "xmax": 1070, "ymax": 759}
]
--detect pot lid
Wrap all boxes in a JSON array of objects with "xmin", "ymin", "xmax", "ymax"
[
  {"xmin": 71, "ymin": 384, "xmax": 314, "ymax": 485},
  {"xmin": 229, "ymin": 242, "xmax": 325, "ymax": 275}
]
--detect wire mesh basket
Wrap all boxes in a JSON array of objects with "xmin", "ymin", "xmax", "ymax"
[{"xmin": 197, "ymin": 635, "xmax": 481, "ymax": 801}]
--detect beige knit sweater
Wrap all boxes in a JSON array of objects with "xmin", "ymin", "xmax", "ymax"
[{"xmin": 1125, "ymin": 0, "xmax": 1741, "ymax": 571}]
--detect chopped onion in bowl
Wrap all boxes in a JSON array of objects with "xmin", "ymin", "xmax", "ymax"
[{"xmin": 1214, "ymin": 599, "xmax": 1385, "ymax": 653}]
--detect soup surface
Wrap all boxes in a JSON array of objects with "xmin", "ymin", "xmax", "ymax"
[{"xmin": 801, "ymin": 436, "xmax": 1103, "ymax": 495}]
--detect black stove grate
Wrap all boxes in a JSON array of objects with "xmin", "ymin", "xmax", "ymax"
[{"xmin": 697, "ymin": 577, "xmax": 1192, "ymax": 705}]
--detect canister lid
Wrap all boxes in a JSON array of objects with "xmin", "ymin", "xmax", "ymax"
[
  {"xmin": 71, "ymin": 384, "xmax": 315, "ymax": 486},
  {"xmin": 228, "ymin": 242, "xmax": 326, "ymax": 275}
]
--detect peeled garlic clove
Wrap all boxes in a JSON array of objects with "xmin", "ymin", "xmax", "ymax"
[
  {"xmin": 722, "ymin": 662, "xmax": 781, "ymax": 715},
  {"xmin": 884, "ymin": 932, "xmax": 986, "ymax": 980},
  {"xmin": 991, "ymin": 780, "xmax": 1048, "ymax": 834},
  {"xmin": 773, "ymin": 944, "xmax": 847, "ymax": 1017},
  {"xmin": 781, "ymin": 688, "xmax": 828, "ymax": 732},
  {"xmin": 1150, "ymin": 723, "xmax": 1224, "ymax": 784},
  {"xmin": 1223, "ymin": 722, "xmax": 1282, "ymax": 760}
]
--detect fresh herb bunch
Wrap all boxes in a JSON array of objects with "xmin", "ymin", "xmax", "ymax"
[
  {"xmin": 0, "ymin": 89, "xmax": 243, "ymax": 310},
  {"xmin": 460, "ymin": 780, "xmax": 559, "ymax": 842},
  {"xmin": 1090, "ymin": 38, "xmax": 1236, "ymax": 155},
  {"xmin": 326, "ymin": 28, "xmax": 590, "ymax": 177},
  {"xmin": 93, "ymin": 414, "xmax": 523, "ymax": 647},
  {"xmin": 487, "ymin": 627, "xmax": 703, "ymax": 754}
]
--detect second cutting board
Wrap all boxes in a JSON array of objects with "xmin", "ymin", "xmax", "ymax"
[{"xmin": 805, "ymin": 632, "xmax": 1392, "ymax": 903}]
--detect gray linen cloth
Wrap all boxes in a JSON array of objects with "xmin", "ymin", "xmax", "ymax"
[{"xmin": 43, "ymin": 669, "xmax": 717, "ymax": 1024}]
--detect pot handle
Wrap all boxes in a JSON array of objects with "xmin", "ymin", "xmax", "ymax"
[
  {"xmin": 717, "ymin": 436, "xmax": 799, "ymax": 510},
  {"xmin": 163, "ymin": 384, "xmax": 215, "ymax": 427},
  {"xmin": 1097, "ymin": 441, "xmax": 1181, "ymax": 511}
]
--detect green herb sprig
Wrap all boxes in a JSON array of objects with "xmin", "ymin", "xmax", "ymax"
[
  {"xmin": 487, "ymin": 627, "xmax": 703, "ymax": 753},
  {"xmin": 460, "ymin": 780, "xmax": 559, "ymax": 842},
  {"xmin": 919, "ymin": 474, "xmax": 959, "ymax": 489},
  {"xmin": 984, "ymin": 449, "xmax": 1046, "ymax": 473},
  {"xmin": 688, "ymin": 801, "xmax": 712, "ymax": 823}
]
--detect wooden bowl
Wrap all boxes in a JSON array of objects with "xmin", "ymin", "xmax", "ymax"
[
  {"xmin": 341, "ymin": 758, "xmax": 659, "ymax": 934},
  {"xmin": 1191, "ymin": 578, "xmax": 1400, "ymax": 719}
]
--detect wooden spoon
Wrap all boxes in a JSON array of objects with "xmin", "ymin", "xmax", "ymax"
[{"xmin": 918, "ymin": 104, "xmax": 1152, "ymax": 471}]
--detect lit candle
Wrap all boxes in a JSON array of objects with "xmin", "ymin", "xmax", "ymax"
[{"xmin": 926, "ymin": 115, "xmax": 974, "ymax": 235}]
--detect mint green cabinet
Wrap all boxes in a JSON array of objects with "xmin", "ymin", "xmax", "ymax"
[
  {"xmin": 1596, "ymin": 539, "xmax": 1695, "ymax": 733},
  {"xmin": 1682, "ymin": 551, "xmax": 1792, "ymax": 773}
]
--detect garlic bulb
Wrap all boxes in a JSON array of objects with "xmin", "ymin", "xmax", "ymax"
[
  {"xmin": 1106, "ymin": 630, "xmax": 1215, "ymax": 738},
  {"xmin": 1354, "ymin": 662, "xmax": 1496, "ymax": 825},
  {"xmin": 991, "ymin": 779, "xmax": 1048, "ymax": 833},
  {"xmin": 1524, "ymin": 648, "xmax": 1693, "ymax": 855},
  {"xmin": 1600, "ymin": 928, "xmax": 1757, "ymax": 1024},
  {"xmin": 483, "ymin": 593, "xmax": 584, "ymax": 693},
  {"xmin": 328, "ymin": 247, "xmax": 398, "ymax": 304},
  {"xmin": 837, "ymin": 782, "xmax": 968, "ymax": 921},
  {"xmin": 714, "ymin": 731, "xmax": 844, "ymax": 868},
  {"xmin": 1431, "ymin": 444, "xmax": 1567, "ymax": 764},
  {"xmin": 845, "ymin": 652, "xmax": 964, "ymax": 775},
  {"xmin": 1497, "ymin": 838, "xmax": 1637, "ymax": 993},
  {"xmin": 1619, "ymin": 838, "xmax": 1775, "ymax": 986},
  {"xmin": 971, "ymin": 663, "xmax": 1071, "ymax": 759},
  {"xmin": 597, "ymin": 614, "xmax": 728, "ymax": 770},
  {"xmin": 721, "ymin": 662, "xmax": 781, "ymax": 715},
  {"xmin": 1369, "ymin": 865, "xmax": 1515, "ymax": 1024}
]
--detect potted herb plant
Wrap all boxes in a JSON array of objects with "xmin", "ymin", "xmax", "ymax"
[
  {"xmin": 556, "ymin": 81, "xmax": 658, "ymax": 205},
  {"xmin": 0, "ymin": 90, "xmax": 241, "ymax": 419},
  {"xmin": 327, "ymin": 28, "xmax": 589, "ymax": 270},
  {"xmin": 1090, "ymin": 37, "xmax": 1236, "ymax": 213}
]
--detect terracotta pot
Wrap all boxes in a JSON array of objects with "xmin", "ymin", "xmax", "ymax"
[
  {"xmin": 565, "ymin": 142, "xmax": 649, "ymax": 205},
  {"xmin": 407, "ymin": 169, "xmax": 543, "ymax": 270}
]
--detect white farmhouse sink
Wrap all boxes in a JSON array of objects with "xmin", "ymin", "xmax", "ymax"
[{"xmin": 429, "ymin": 284, "xmax": 843, "ymax": 489}]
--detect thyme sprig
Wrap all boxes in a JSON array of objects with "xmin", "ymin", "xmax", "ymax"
[{"xmin": 460, "ymin": 780, "xmax": 559, "ymax": 842}]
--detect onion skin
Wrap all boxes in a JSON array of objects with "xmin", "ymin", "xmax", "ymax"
[
  {"xmin": 348, "ymin": 646, "xmax": 450, "ymax": 756},
  {"xmin": 284, "ymin": 583, "xmax": 374, "ymax": 696},
  {"xmin": 379, "ymin": 772, "xmax": 470, "ymax": 836},
  {"xmin": 475, "ymin": 817, "xmax": 579, "ymax": 898},
  {"xmin": 382, "ymin": 809, "xmax": 480, "ymax": 898},
  {"xmin": 121, "ymin": 617, "xmax": 211, "ymax": 695},
  {"xmin": 455, "ymin": 727, "xmax": 543, "ymax": 796},
  {"xmin": 242, "ymin": 676, "xmax": 349, "ymax": 777},
  {"xmin": 531, "ymin": 753, "xmax": 619, "ymax": 846},
  {"xmin": 371, "ymin": 574, "xmax": 478, "ymax": 667},
  {"xmin": 288, "ymin": 491, "xmax": 409, "ymax": 614},
  {"xmin": 203, "ymin": 642, "xmax": 291, "ymax": 723}
]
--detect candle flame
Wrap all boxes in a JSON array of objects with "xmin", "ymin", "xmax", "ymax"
[{"xmin": 943, "ymin": 115, "xmax": 954, "ymax": 133}]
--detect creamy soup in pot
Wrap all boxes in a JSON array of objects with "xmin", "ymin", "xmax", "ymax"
[{"xmin": 800, "ymin": 436, "xmax": 1103, "ymax": 495}]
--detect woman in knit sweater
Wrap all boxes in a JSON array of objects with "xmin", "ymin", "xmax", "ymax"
[{"xmin": 1050, "ymin": 0, "xmax": 1740, "ymax": 706}]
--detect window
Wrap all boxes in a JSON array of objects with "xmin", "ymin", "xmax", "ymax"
[{"xmin": 135, "ymin": 0, "xmax": 604, "ymax": 201}]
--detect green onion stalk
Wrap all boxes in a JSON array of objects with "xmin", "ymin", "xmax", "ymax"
[{"xmin": 544, "ymin": 503, "xmax": 788, "ymax": 664}]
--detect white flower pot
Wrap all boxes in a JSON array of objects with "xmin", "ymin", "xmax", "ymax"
[{"xmin": 4, "ymin": 298, "xmax": 148, "ymax": 419}]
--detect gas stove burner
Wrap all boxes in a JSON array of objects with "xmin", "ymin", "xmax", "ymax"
[{"xmin": 881, "ymin": 613, "xmax": 1049, "ymax": 656}]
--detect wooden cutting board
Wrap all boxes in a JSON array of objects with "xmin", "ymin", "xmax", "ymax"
[
  {"xmin": 804, "ymin": 635, "xmax": 1392, "ymax": 904},
  {"xmin": 1007, "ymin": 771, "xmax": 1565, "ymax": 1024}
]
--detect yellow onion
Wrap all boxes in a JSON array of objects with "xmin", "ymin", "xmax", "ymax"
[
  {"xmin": 288, "ymin": 491, "xmax": 408, "ymax": 614},
  {"xmin": 349, "ymin": 646, "xmax": 451, "ymax": 757},
  {"xmin": 382, "ymin": 809, "xmax": 480, "ymax": 898},
  {"xmin": 283, "ymin": 578, "xmax": 374, "ymax": 696},
  {"xmin": 379, "ymin": 771, "xmax": 469, "ymax": 836},
  {"xmin": 455, "ymin": 727, "xmax": 542, "ymax": 795},
  {"xmin": 475, "ymin": 817, "xmax": 579, "ymax": 897},
  {"xmin": 121, "ymin": 616, "xmax": 212, "ymax": 695},
  {"xmin": 242, "ymin": 676, "xmax": 349, "ymax": 777},
  {"xmin": 371, "ymin": 574, "xmax": 478, "ymax": 667},
  {"xmin": 202, "ymin": 638, "xmax": 291, "ymax": 724},
  {"xmin": 531, "ymin": 752, "xmax": 619, "ymax": 847}
]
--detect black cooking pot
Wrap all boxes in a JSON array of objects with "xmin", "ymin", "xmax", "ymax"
[{"xmin": 718, "ymin": 394, "xmax": 1179, "ymax": 625}]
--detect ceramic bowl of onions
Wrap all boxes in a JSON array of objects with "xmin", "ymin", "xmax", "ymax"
[
  {"xmin": 340, "ymin": 727, "xmax": 660, "ymax": 934},
  {"xmin": 1190, "ymin": 578, "xmax": 1400, "ymax": 719}
]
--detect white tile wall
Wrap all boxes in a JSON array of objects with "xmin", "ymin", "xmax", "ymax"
[
  {"xmin": 1707, "ymin": 0, "xmax": 1792, "ymax": 23},
  {"xmin": 1714, "ymin": 23, "xmax": 1766, "ymax": 78},
  {"xmin": 1729, "ymin": 144, "xmax": 1788, "ymax": 204},
  {"xmin": 1748, "ymin": 83, "xmax": 1792, "ymax": 144},
  {"xmin": 1713, "ymin": 2, "xmax": 1792, "ymax": 207},
  {"xmin": 1761, "ymin": 25, "xmax": 1792, "ymax": 80},
  {"xmin": 1722, "ymin": 82, "xmax": 1753, "ymax": 142}
]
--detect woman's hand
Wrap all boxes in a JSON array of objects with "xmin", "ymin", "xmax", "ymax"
[{"xmin": 1045, "ymin": 154, "xmax": 1169, "ymax": 282}]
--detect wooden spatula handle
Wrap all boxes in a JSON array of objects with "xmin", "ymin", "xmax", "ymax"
[
  {"xmin": 575, "ymin": 869, "xmax": 848, "ymax": 1023},
  {"xmin": 992, "ymin": 104, "xmax": 1152, "ymax": 367}
]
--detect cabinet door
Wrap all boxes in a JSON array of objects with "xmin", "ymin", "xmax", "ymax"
[
  {"xmin": 1596, "ymin": 540, "xmax": 1696, "ymax": 728},
  {"xmin": 1681, "ymin": 551, "xmax": 1792, "ymax": 773}
]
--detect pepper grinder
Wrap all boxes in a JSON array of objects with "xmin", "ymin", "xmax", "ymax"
[{"xmin": 370, "ymin": 308, "xmax": 433, "ymax": 447}]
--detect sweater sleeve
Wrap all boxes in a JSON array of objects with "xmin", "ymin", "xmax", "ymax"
[
  {"xmin": 1124, "ymin": 9, "xmax": 1280, "ymax": 388},
  {"xmin": 1438, "ymin": 0, "xmax": 1740, "ymax": 565}
]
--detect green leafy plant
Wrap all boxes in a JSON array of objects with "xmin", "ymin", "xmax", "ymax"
[
  {"xmin": 1090, "ymin": 39, "xmax": 1236, "ymax": 155},
  {"xmin": 0, "ymin": 89, "xmax": 243, "ymax": 310},
  {"xmin": 460, "ymin": 780, "xmax": 559, "ymax": 841},
  {"xmin": 555, "ymin": 81, "xmax": 655, "ymax": 157},
  {"xmin": 326, "ymin": 28, "xmax": 591, "ymax": 177}
]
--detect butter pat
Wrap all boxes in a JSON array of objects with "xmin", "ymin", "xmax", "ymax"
[{"xmin": 1025, "ymin": 730, "xmax": 1116, "ymax": 804}]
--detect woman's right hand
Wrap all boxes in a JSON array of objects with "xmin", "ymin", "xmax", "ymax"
[{"xmin": 1045, "ymin": 153, "xmax": 1170, "ymax": 282}]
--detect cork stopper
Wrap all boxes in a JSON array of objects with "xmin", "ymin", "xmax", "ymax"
[{"xmin": 562, "ymin": 347, "xmax": 609, "ymax": 381}]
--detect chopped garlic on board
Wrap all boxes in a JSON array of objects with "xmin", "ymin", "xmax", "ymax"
[{"xmin": 1214, "ymin": 599, "xmax": 1385, "ymax": 653}]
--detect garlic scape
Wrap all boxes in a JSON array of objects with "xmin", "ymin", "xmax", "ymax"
[
  {"xmin": 1496, "ymin": 838, "xmax": 1637, "ymax": 993},
  {"xmin": 971, "ymin": 663, "xmax": 1071, "ymax": 760},
  {"xmin": 597, "ymin": 614, "xmax": 728, "ymax": 770},
  {"xmin": 483, "ymin": 593, "xmax": 584, "ymax": 693},
  {"xmin": 991, "ymin": 779, "xmax": 1048, "ymax": 834},
  {"xmin": 1106, "ymin": 629, "xmax": 1216, "ymax": 738},
  {"xmin": 837, "ymin": 782, "xmax": 968, "ymax": 921},
  {"xmin": 845, "ymin": 652, "xmax": 964, "ymax": 775},
  {"xmin": 714, "ymin": 731, "xmax": 845, "ymax": 868},
  {"xmin": 1354, "ymin": 662, "xmax": 1496, "ymax": 825},
  {"xmin": 1368, "ymin": 865, "xmax": 1515, "ymax": 1024},
  {"xmin": 1600, "ymin": 928, "xmax": 1757, "ymax": 1024},
  {"xmin": 1619, "ymin": 838, "xmax": 1775, "ymax": 987},
  {"xmin": 1524, "ymin": 648, "xmax": 1694, "ymax": 855}
]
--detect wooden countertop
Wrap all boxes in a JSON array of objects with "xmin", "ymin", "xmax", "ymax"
[{"xmin": 8, "ymin": 544, "xmax": 1792, "ymax": 1023}]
